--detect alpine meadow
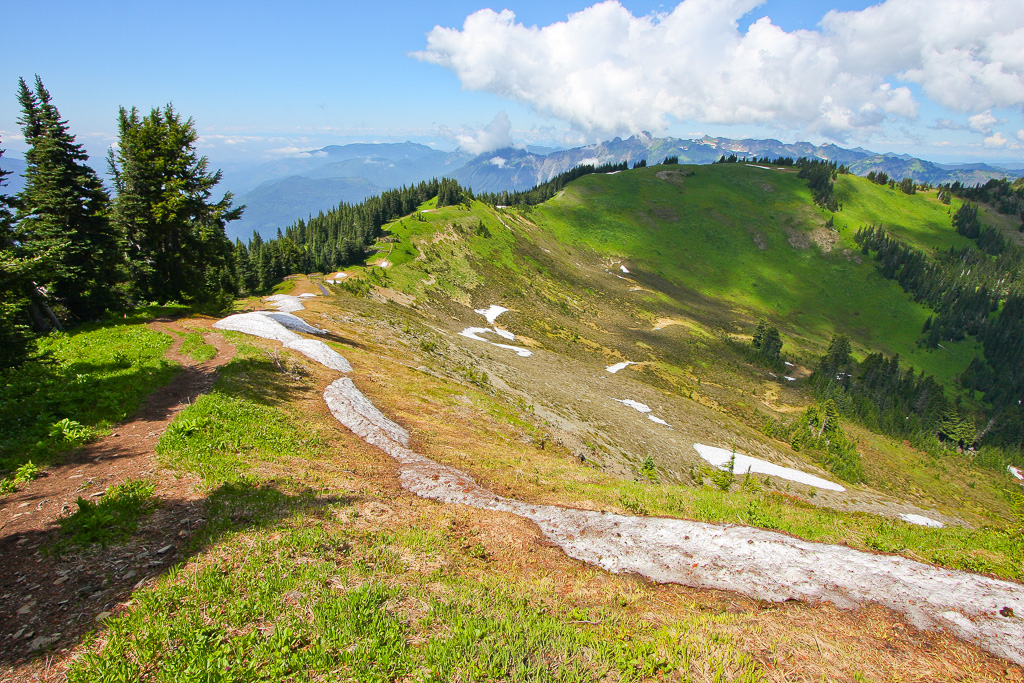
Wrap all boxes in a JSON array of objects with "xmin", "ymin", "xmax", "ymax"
[{"xmin": 2, "ymin": 1, "xmax": 1024, "ymax": 681}]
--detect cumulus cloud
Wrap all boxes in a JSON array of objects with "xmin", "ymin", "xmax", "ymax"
[
  {"xmin": 415, "ymin": 0, "xmax": 1024, "ymax": 139},
  {"xmin": 968, "ymin": 110, "xmax": 998, "ymax": 133},
  {"xmin": 984, "ymin": 132, "xmax": 1009, "ymax": 147},
  {"xmin": 447, "ymin": 111, "xmax": 513, "ymax": 155},
  {"xmin": 1019, "ymin": 129, "xmax": 1024, "ymax": 141}
]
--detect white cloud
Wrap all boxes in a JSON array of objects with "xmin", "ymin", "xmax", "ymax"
[
  {"xmin": 447, "ymin": 111, "xmax": 513, "ymax": 155},
  {"xmin": 968, "ymin": 110, "xmax": 998, "ymax": 133},
  {"xmin": 1018, "ymin": 129, "xmax": 1024, "ymax": 142},
  {"xmin": 415, "ymin": 0, "xmax": 1024, "ymax": 140},
  {"xmin": 489, "ymin": 156, "xmax": 507, "ymax": 168},
  {"xmin": 984, "ymin": 132, "xmax": 1009, "ymax": 147},
  {"xmin": 265, "ymin": 146, "xmax": 326, "ymax": 157}
]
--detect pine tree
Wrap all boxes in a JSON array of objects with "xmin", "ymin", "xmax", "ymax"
[
  {"xmin": 15, "ymin": 76, "xmax": 121, "ymax": 321},
  {"xmin": 233, "ymin": 239, "xmax": 257, "ymax": 294},
  {"xmin": 0, "ymin": 138, "xmax": 35, "ymax": 366},
  {"xmin": 108, "ymin": 104, "xmax": 242, "ymax": 305}
]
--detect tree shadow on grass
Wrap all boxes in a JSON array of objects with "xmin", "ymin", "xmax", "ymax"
[{"xmin": 0, "ymin": 479, "xmax": 357, "ymax": 670}]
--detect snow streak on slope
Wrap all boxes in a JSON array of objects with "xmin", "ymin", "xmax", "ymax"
[{"xmin": 693, "ymin": 443, "xmax": 845, "ymax": 492}]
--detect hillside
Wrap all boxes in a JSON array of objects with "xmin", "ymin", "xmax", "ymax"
[{"xmin": 3, "ymin": 165, "xmax": 1023, "ymax": 680}]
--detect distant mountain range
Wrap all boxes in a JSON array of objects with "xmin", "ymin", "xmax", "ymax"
[
  {"xmin": 2, "ymin": 136, "xmax": 1021, "ymax": 241},
  {"xmin": 220, "ymin": 135, "xmax": 1023, "ymax": 240}
]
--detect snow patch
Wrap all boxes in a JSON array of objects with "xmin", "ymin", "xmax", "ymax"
[
  {"xmin": 261, "ymin": 312, "xmax": 327, "ymax": 335},
  {"xmin": 620, "ymin": 265, "xmax": 630, "ymax": 274},
  {"xmin": 491, "ymin": 328, "xmax": 516, "ymax": 340},
  {"xmin": 606, "ymin": 361, "xmax": 637, "ymax": 374},
  {"xmin": 459, "ymin": 327, "xmax": 533, "ymax": 357},
  {"xmin": 213, "ymin": 312, "xmax": 301, "ymax": 344},
  {"xmin": 298, "ymin": 293, "xmax": 317, "ymax": 298},
  {"xmin": 784, "ymin": 376, "xmax": 796, "ymax": 381},
  {"xmin": 647, "ymin": 415, "xmax": 671, "ymax": 426},
  {"xmin": 214, "ymin": 312, "xmax": 352, "ymax": 373},
  {"xmin": 283, "ymin": 339, "xmax": 352, "ymax": 372},
  {"xmin": 614, "ymin": 398, "xmax": 651, "ymax": 413},
  {"xmin": 693, "ymin": 443, "xmax": 846, "ymax": 492},
  {"xmin": 474, "ymin": 305, "xmax": 508, "ymax": 324},
  {"xmin": 898, "ymin": 513, "xmax": 945, "ymax": 528},
  {"xmin": 1009, "ymin": 465, "xmax": 1023, "ymax": 481},
  {"xmin": 265, "ymin": 294, "xmax": 307, "ymax": 313},
  {"xmin": 784, "ymin": 361, "xmax": 795, "ymax": 367}
]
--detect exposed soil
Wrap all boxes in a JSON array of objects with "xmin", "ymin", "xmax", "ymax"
[{"xmin": 0, "ymin": 318, "xmax": 235, "ymax": 677}]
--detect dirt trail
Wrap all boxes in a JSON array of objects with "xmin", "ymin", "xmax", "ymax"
[{"xmin": 0, "ymin": 318, "xmax": 235, "ymax": 670}]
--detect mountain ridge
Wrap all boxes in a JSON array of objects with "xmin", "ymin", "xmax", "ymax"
[{"xmin": 223, "ymin": 136, "xmax": 1024, "ymax": 239}]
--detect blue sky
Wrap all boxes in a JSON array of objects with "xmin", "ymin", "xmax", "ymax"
[{"xmin": 1, "ymin": 0, "xmax": 1022, "ymax": 167}]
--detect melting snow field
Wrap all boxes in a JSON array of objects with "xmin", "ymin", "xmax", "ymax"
[
  {"xmin": 215, "ymin": 311, "xmax": 1024, "ymax": 666},
  {"xmin": 213, "ymin": 310, "xmax": 351, "ymax": 373},
  {"xmin": 899, "ymin": 513, "xmax": 945, "ymax": 528},
  {"xmin": 613, "ymin": 398, "xmax": 671, "ymax": 427},
  {"xmin": 1009, "ymin": 465, "xmax": 1023, "ymax": 481},
  {"xmin": 459, "ymin": 305, "xmax": 533, "ymax": 357},
  {"xmin": 474, "ymin": 305, "xmax": 508, "ymax": 324},
  {"xmin": 459, "ymin": 328, "xmax": 533, "ymax": 357},
  {"xmin": 693, "ymin": 443, "xmax": 846, "ymax": 492},
  {"xmin": 606, "ymin": 361, "xmax": 637, "ymax": 374},
  {"xmin": 614, "ymin": 398, "xmax": 651, "ymax": 413}
]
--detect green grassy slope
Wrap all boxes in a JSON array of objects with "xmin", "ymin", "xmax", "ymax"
[
  {"xmin": 531, "ymin": 164, "xmax": 972, "ymax": 382},
  {"xmin": 347, "ymin": 164, "xmax": 1019, "ymax": 528}
]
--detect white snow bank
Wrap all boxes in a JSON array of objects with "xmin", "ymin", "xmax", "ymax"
[
  {"xmin": 320, "ymin": 378, "xmax": 1024, "ymax": 666},
  {"xmin": 606, "ymin": 361, "xmax": 637, "ymax": 374},
  {"xmin": 614, "ymin": 398, "xmax": 651, "ymax": 413},
  {"xmin": 213, "ymin": 312, "xmax": 301, "ymax": 343},
  {"xmin": 898, "ymin": 513, "xmax": 945, "ymax": 528},
  {"xmin": 491, "ymin": 328, "xmax": 516, "ymax": 340},
  {"xmin": 1009, "ymin": 465, "xmax": 1023, "ymax": 481},
  {"xmin": 261, "ymin": 312, "xmax": 327, "ymax": 335},
  {"xmin": 620, "ymin": 265, "xmax": 630, "ymax": 274},
  {"xmin": 284, "ymin": 339, "xmax": 352, "ymax": 372},
  {"xmin": 324, "ymin": 377, "xmax": 410, "ymax": 447},
  {"xmin": 459, "ymin": 327, "xmax": 533, "ymax": 357},
  {"xmin": 264, "ymin": 294, "xmax": 307, "ymax": 313},
  {"xmin": 784, "ymin": 361, "xmax": 795, "ymax": 367},
  {"xmin": 214, "ymin": 312, "xmax": 352, "ymax": 373},
  {"xmin": 298, "ymin": 293, "xmax": 317, "ymax": 298},
  {"xmin": 784, "ymin": 376, "xmax": 796, "ymax": 381},
  {"xmin": 693, "ymin": 443, "xmax": 845, "ymax": 492},
  {"xmin": 474, "ymin": 305, "xmax": 508, "ymax": 324},
  {"xmin": 614, "ymin": 399, "xmax": 671, "ymax": 427},
  {"xmin": 748, "ymin": 164, "xmax": 773, "ymax": 170}
]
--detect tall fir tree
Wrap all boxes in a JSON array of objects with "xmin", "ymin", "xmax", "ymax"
[
  {"xmin": 108, "ymin": 104, "xmax": 242, "ymax": 305},
  {"xmin": 15, "ymin": 76, "xmax": 121, "ymax": 322},
  {"xmin": 0, "ymin": 138, "xmax": 36, "ymax": 366}
]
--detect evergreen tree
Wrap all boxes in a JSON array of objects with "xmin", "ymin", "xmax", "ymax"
[
  {"xmin": 0, "ymin": 139, "xmax": 35, "ymax": 366},
  {"xmin": 233, "ymin": 239, "xmax": 257, "ymax": 294},
  {"xmin": 752, "ymin": 318, "xmax": 783, "ymax": 363},
  {"xmin": 108, "ymin": 104, "xmax": 242, "ymax": 306},
  {"xmin": 15, "ymin": 76, "xmax": 121, "ymax": 321}
]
